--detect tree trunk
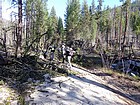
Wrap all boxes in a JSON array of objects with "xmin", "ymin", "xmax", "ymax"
[
  {"xmin": 122, "ymin": 6, "xmax": 128, "ymax": 45},
  {"xmin": 3, "ymin": 29, "xmax": 7, "ymax": 57},
  {"xmin": 119, "ymin": 7, "xmax": 123, "ymax": 51},
  {"xmin": 15, "ymin": 0, "xmax": 22, "ymax": 57}
]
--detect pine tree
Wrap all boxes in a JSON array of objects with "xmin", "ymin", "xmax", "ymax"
[
  {"xmin": 10, "ymin": 0, "xmax": 23, "ymax": 57},
  {"xmin": 80, "ymin": 0, "xmax": 91, "ymax": 40},
  {"xmin": 48, "ymin": 6, "xmax": 58, "ymax": 45},
  {"xmin": 49, "ymin": 6, "xmax": 58, "ymax": 35},
  {"xmin": 122, "ymin": 0, "xmax": 131, "ymax": 45},
  {"xmin": 24, "ymin": 0, "xmax": 49, "ymax": 55},
  {"xmin": 97, "ymin": 0, "xmax": 104, "ymax": 12},
  {"xmin": 89, "ymin": 0, "xmax": 97, "ymax": 45},
  {"xmin": 57, "ymin": 17, "xmax": 64, "ymax": 41},
  {"xmin": 90, "ymin": 16, "xmax": 97, "ymax": 45},
  {"xmin": 90, "ymin": 0, "xmax": 96, "ymax": 15},
  {"xmin": 64, "ymin": 0, "xmax": 81, "ymax": 41},
  {"xmin": 96, "ymin": 0, "xmax": 104, "ymax": 36}
]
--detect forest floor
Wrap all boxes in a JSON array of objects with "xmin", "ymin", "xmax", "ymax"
[
  {"xmin": 26, "ymin": 64, "xmax": 140, "ymax": 105},
  {"xmin": 83, "ymin": 65, "xmax": 140, "ymax": 105},
  {"xmin": 75, "ymin": 53, "xmax": 140, "ymax": 105},
  {"xmin": 0, "ymin": 55, "xmax": 140, "ymax": 105}
]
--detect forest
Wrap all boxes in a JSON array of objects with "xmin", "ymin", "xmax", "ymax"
[{"xmin": 0, "ymin": 0, "xmax": 140, "ymax": 104}]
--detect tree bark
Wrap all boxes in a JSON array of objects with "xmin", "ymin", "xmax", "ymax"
[
  {"xmin": 15, "ymin": 0, "xmax": 22, "ymax": 57},
  {"xmin": 122, "ymin": 6, "xmax": 128, "ymax": 45},
  {"xmin": 119, "ymin": 7, "xmax": 123, "ymax": 51}
]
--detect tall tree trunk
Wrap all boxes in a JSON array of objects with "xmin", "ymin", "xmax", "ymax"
[
  {"xmin": 25, "ymin": 15, "xmax": 29, "ymax": 47},
  {"xmin": 3, "ymin": 29, "xmax": 7, "ymax": 57},
  {"xmin": 106, "ymin": 27, "xmax": 109, "ymax": 50},
  {"xmin": 119, "ymin": 7, "xmax": 122, "ymax": 51},
  {"xmin": 122, "ymin": 6, "xmax": 128, "ymax": 45},
  {"xmin": 15, "ymin": 0, "xmax": 22, "ymax": 57}
]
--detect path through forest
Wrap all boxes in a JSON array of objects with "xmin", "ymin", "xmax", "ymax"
[{"xmin": 27, "ymin": 66, "xmax": 138, "ymax": 105}]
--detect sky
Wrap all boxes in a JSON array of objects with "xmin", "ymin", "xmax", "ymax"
[
  {"xmin": 47, "ymin": 0, "xmax": 122, "ymax": 21},
  {"xmin": 2, "ymin": 0, "xmax": 123, "ymax": 21}
]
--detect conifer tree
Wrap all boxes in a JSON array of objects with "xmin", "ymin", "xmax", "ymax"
[
  {"xmin": 24, "ymin": 0, "xmax": 49, "ymax": 55},
  {"xmin": 122, "ymin": 0, "xmax": 131, "ymax": 45},
  {"xmin": 64, "ymin": 0, "xmax": 81, "ymax": 41},
  {"xmin": 57, "ymin": 17, "xmax": 64, "ymax": 41},
  {"xmin": 80, "ymin": 0, "xmax": 91, "ymax": 40},
  {"xmin": 48, "ymin": 6, "xmax": 58, "ymax": 45}
]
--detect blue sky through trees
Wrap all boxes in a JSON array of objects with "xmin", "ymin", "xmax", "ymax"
[{"xmin": 2, "ymin": 0, "xmax": 123, "ymax": 20}]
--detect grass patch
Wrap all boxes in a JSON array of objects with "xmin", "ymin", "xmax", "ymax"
[{"xmin": 99, "ymin": 67, "xmax": 140, "ymax": 82}]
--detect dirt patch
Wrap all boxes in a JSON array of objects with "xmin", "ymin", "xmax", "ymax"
[{"xmin": 88, "ymin": 67, "xmax": 140, "ymax": 104}]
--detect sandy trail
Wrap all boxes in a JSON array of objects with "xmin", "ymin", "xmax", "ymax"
[{"xmin": 28, "ymin": 66, "xmax": 138, "ymax": 105}]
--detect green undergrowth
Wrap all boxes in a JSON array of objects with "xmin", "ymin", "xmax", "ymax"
[
  {"xmin": 101, "ymin": 67, "xmax": 140, "ymax": 81},
  {"xmin": 73, "ymin": 54, "xmax": 140, "ymax": 81},
  {"xmin": 73, "ymin": 54, "xmax": 102, "ymax": 68}
]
